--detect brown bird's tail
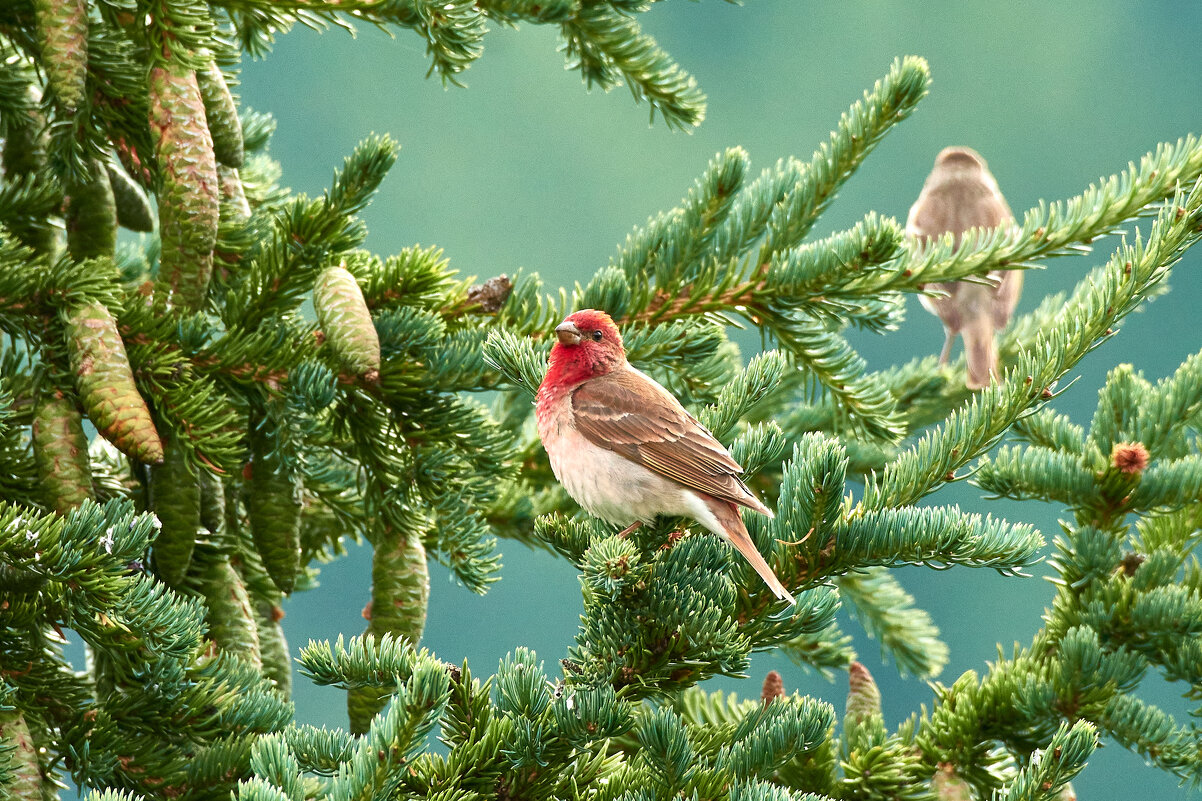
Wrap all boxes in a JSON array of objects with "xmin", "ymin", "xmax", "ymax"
[
  {"xmin": 960, "ymin": 314, "xmax": 998, "ymax": 390},
  {"xmin": 705, "ymin": 496, "xmax": 796, "ymax": 604}
]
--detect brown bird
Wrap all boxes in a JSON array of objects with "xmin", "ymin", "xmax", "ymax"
[
  {"xmin": 907, "ymin": 146, "xmax": 1020, "ymax": 389},
  {"xmin": 535, "ymin": 309, "xmax": 795, "ymax": 604}
]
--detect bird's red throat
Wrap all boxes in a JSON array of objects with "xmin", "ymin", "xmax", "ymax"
[{"xmin": 540, "ymin": 343, "xmax": 623, "ymax": 392}]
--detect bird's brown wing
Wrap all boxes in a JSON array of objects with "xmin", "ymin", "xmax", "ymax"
[{"xmin": 570, "ymin": 367, "xmax": 771, "ymax": 515}]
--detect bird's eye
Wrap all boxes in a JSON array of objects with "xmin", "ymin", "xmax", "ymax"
[{"xmin": 591, "ymin": 330, "xmax": 603, "ymax": 342}]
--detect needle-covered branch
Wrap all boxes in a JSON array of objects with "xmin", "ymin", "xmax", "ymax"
[{"xmin": 5, "ymin": 3, "xmax": 1202, "ymax": 796}]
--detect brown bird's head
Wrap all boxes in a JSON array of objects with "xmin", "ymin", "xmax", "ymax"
[
  {"xmin": 545, "ymin": 309, "xmax": 626, "ymax": 385},
  {"xmin": 934, "ymin": 145, "xmax": 987, "ymax": 172},
  {"xmin": 909, "ymin": 145, "xmax": 1012, "ymax": 248}
]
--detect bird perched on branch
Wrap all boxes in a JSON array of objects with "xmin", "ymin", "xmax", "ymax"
[
  {"xmin": 536, "ymin": 309, "xmax": 795, "ymax": 604},
  {"xmin": 907, "ymin": 146, "xmax": 1020, "ymax": 389}
]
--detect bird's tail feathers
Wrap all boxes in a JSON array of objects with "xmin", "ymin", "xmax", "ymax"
[
  {"xmin": 706, "ymin": 497, "xmax": 796, "ymax": 605},
  {"xmin": 961, "ymin": 315, "xmax": 998, "ymax": 390}
]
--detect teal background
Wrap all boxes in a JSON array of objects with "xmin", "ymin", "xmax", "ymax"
[{"xmin": 236, "ymin": 3, "xmax": 1202, "ymax": 798}]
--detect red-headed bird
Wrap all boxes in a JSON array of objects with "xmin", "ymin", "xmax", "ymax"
[
  {"xmin": 907, "ymin": 146, "xmax": 1020, "ymax": 389},
  {"xmin": 535, "ymin": 309, "xmax": 796, "ymax": 604}
]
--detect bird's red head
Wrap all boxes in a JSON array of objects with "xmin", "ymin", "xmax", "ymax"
[{"xmin": 541, "ymin": 309, "xmax": 626, "ymax": 389}]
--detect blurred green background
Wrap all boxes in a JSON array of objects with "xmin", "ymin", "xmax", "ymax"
[{"xmin": 234, "ymin": 2, "xmax": 1202, "ymax": 797}]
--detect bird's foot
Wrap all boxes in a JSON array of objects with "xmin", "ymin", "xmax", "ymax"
[
  {"xmin": 616, "ymin": 521, "xmax": 643, "ymax": 538},
  {"xmin": 776, "ymin": 526, "xmax": 814, "ymax": 547}
]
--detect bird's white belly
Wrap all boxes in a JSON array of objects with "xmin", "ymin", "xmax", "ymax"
[{"xmin": 537, "ymin": 396, "xmax": 698, "ymax": 527}]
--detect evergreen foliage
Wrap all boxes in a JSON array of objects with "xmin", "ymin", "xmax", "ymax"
[{"xmin": 0, "ymin": 2, "xmax": 1200, "ymax": 800}]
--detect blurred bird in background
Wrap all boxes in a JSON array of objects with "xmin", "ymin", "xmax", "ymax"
[{"xmin": 907, "ymin": 146, "xmax": 1021, "ymax": 389}]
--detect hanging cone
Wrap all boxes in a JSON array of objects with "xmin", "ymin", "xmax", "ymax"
[
  {"xmin": 348, "ymin": 523, "xmax": 428, "ymax": 733},
  {"xmin": 33, "ymin": 0, "xmax": 87, "ymax": 112},
  {"xmin": 253, "ymin": 597, "xmax": 291, "ymax": 697},
  {"xmin": 218, "ymin": 164, "xmax": 251, "ymax": 221},
  {"xmin": 113, "ymin": 133, "xmax": 153, "ymax": 187},
  {"xmin": 761, "ymin": 670, "xmax": 784, "ymax": 706},
  {"xmin": 196, "ymin": 57, "xmax": 244, "ymax": 168},
  {"xmin": 106, "ymin": 161, "xmax": 155, "ymax": 232},
  {"xmin": 931, "ymin": 763, "xmax": 972, "ymax": 801},
  {"xmin": 150, "ymin": 62, "xmax": 219, "ymax": 311},
  {"xmin": 247, "ymin": 416, "xmax": 302, "ymax": 594},
  {"xmin": 66, "ymin": 159, "xmax": 118, "ymax": 260},
  {"xmin": 150, "ymin": 442, "xmax": 201, "ymax": 586},
  {"xmin": 0, "ymin": 704, "xmax": 44, "ymax": 800},
  {"xmin": 32, "ymin": 386, "xmax": 93, "ymax": 515},
  {"xmin": 65, "ymin": 301, "xmax": 164, "ymax": 464},
  {"xmin": 197, "ymin": 549, "xmax": 262, "ymax": 669},
  {"xmin": 2, "ymin": 84, "xmax": 48, "ymax": 176},
  {"xmin": 2, "ymin": 84, "xmax": 59, "ymax": 257},
  {"xmin": 199, "ymin": 468, "xmax": 226, "ymax": 535}
]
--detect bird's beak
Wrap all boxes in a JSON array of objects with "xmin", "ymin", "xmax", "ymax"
[{"xmin": 555, "ymin": 321, "xmax": 582, "ymax": 345}]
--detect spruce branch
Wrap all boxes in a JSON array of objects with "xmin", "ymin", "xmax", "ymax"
[
  {"xmin": 861, "ymin": 176, "xmax": 1202, "ymax": 512},
  {"xmin": 1134, "ymin": 345, "xmax": 1202, "ymax": 457},
  {"xmin": 762, "ymin": 55, "xmax": 931, "ymax": 256},
  {"xmin": 750, "ymin": 139, "xmax": 1202, "ymax": 478},
  {"xmin": 478, "ymin": 0, "xmax": 579, "ymax": 24},
  {"xmin": 247, "ymin": 733, "xmax": 306, "ymax": 801},
  {"xmin": 0, "ymin": 253, "xmax": 124, "ymax": 332},
  {"xmin": 997, "ymin": 721, "xmax": 1096, "ymax": 801},
  {"xmin": 780, "ymin": 623, "xmax": 857, "ymax": 679},
  {"xmin": 298, "ymin": 633, "xmax": 427, "ymax": 692},
  {"xmin": 975, "ymin": 445, "xmax": 1099, "ymax": 507},
  {"xmin": 4, "ymin": 0, "xmax": 1202, "ymax": 792},
  {"xmin": 222, "ymin": 135, "xmax": 398, "ymax": 329},
  {"xmin": 824, "ymin": 505, "xmax": 1043, "ymax": 576},
  {"xmin": 835, "ymin": 568, "xmax": 948, "ymax": 679},
  {"xmin": 916, "ymin": 336, "xmax": 1202, "ymax": 789},
  {"xmin": 143, "ymin": 0, "xmax": 215, "ymax": 70},
  {"xmin": 1011, "ymin": 408, "xmax": 1087, "ymax": 455},
  {"xmin": 280, "ymin": 725, "xmax": 354, "ymax": 777},
  {"xmin": 561, "ymin": 2, "xmax": 705, "ymax": 129}
]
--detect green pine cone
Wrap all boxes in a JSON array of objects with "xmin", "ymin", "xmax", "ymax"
[
  {"xmin": 32, "ymin": 387, "xmax": 93, "ymax": 515},
  {"xmin": 196, "ymin": 58, "xmax": 244, "ymax": 168},
  {"xmin": 65, "ymin": 301, "xmax": 165, "ymax": 464},
  {"xmin": 66, "ymin": 160, "xmax": 117, "ymax": 260},
  {"xmin": 845, "ymin": 661, "xmax": 882, "ymax": 723},
  {"xmin": 314, "ymin": 264, "xmax": 381, "ymax": 378},
  {"xmin": 218, "ymin": 163, "xmax": 251, "ymax": 221},
  {"xmin": 347, "ymin": 684, "xmax": 386, "ymax": 736},
  {"xmin": 368, "ymin": 525, "xmax": 429, "ymax": 645},
  {"xmin": 1, "ymin": 87, "xmax": 59, "ymax": 258},
  {"xmin": 197, "ymin": 550, "xmax": 262, "ymax": 669},
  {"xmin": 34, "ymin": 0, "xmax": 87, "ymax": 112},
  {"xmin": 349, "ymin": 525, "xmax": 429, "ymax": 733},
  {"xmin": 247, "ymin": 422, "xmax": 302, "ymax": 595},
  {"xmin": 150, "ymin": 443, "xmax": 201, "ymax": 586},
  {"xmin": 0, "ymin": 704, "xmax": 43, "ymax": 800},
  {"xmin": 106, "ymin": 162, "xmax": 155, "ymax": 232},
  {"xmin": 199, "ymin": 468, "xmax": 226, "ymax": 535},
  {"xmin": 150, "ymin": 63, "xmax": 219, "ymax": 311},
  {"xmin": 2, "ymin": 85, "xmax": 48, "ymax": 176},
  {"xmin": 254, "ymin": 597, "xmax": 291, "ymax": 696}
]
